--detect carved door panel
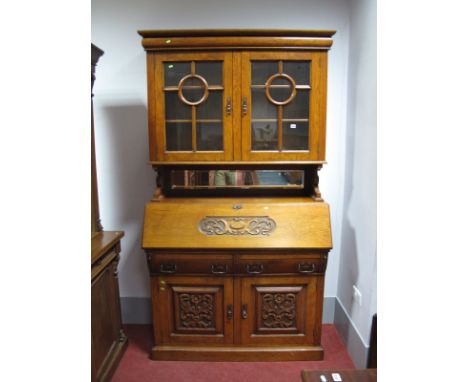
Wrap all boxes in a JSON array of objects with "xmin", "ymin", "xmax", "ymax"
[
  {"xmin": 240, "ymin": 276, "xmax": 320, "ymax": 345},
  {"xmin": 153, "ymin": 276, "xmax": 234, "ymax": 345}
]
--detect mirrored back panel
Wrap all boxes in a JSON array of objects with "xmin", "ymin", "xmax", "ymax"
[{"xmin": 171, "ymin": 170, "xmax": 304, "ymax": 190}]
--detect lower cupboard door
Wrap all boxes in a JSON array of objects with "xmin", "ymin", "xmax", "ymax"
[
  {"xmin": 153, "ymin": 276, "xmax": 234, "ymax": 345},
  {"xmin": 240, "ymin": 276, "xmax": 322, "ymax": 346}
]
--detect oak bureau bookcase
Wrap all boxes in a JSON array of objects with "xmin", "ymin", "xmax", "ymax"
[{"xmin": 138, "ymin": 29, "xmax": 335, "ymax": 361}]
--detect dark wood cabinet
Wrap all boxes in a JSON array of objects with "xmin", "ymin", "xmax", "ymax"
[
  {"xmin": 139, "ymin": 30, "xmax": 335, "ymax": 361},
  {"xmin": 91, "ymin": 44, "xmax": 127, "ymax": 381}
]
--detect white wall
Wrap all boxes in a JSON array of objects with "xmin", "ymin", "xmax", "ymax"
[
  {"xmin": 336, "ymin": 0, "xmax": 377, "ymax": 355},
  {"xmin": 91, "ymin": 0, "xmax": 351, "ymax": 300}
]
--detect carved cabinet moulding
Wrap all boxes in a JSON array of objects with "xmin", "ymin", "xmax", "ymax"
[{"xmin": 199, "ymin": 216, "xmax": 276, "ymax": 236}]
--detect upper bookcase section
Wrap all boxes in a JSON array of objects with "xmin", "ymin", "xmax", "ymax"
[
  {"xmin": 138, "ymin": 30, "xmax": 335, "ymax": 164},
  {"xmin": 138, "ymin": 29, "xmax": 336, "ymax": 51}
]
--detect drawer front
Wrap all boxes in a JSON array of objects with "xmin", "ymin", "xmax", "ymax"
[
  {"xmin": 149, "ymin": 254, "xmax": 233, "ymax": 276},
  {"xmin": 234, "ymin": 255, "xmax": 326, "ymax": 275}
]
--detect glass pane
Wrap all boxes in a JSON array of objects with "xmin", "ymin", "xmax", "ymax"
[
  {"xmin": 283, "ymin": 61, "xmax": 310, "ymax": 85},
  {"xmin": 283, "ymin": 90, "xmax": 309, "ymax": 119},
  {"xmin": 283, "ymin": 121, "xmax": 309, "ymax": 150},
  {"xmin": 251, "ymin": 61, "xmax": 278, "ymax": 85},
  {"xmin": 164, "ymin": 62, "xmax": 191, "ymax": 86},
  {"xmin": 181, "ymin": 77, "xmax": 205, "ymax": 103},
  {"xmin": 196, "ymin": 62, "xmax": 223, "ymax": 86},
  {"xmin": 181, "ymin": 88, "xmax": 204, "ymax": 104},
  {"xmin": 251, "ymin": 88, "xmax": 276, "ymax": 119},
  {"xmin": 166, "ymin": 122, "xmax": 192, "ymax": 151},
  {"xmin": 197, "ymin": 91, "xmax": 222, "ymax": 120},
  {"xmin": 251, "ymin": 121, "xmax": 278, "ymax": 151},
  {"xmin": 196, "ymin": 122, "xmax": 223, "ymax": 151},
  {"xmin": 165, "ymin": 92, "xmax": 191, "ymax": 120},
  {"xmin": 269, "ymin": 86, "xmax": 292, "ymax": 104},
  {"xmin": 171, "ymin": 170, "xmax": 304, "ymax": 189}
]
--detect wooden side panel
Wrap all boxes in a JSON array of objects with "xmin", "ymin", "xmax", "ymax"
[
  {"xmin": 92, "ymin": 266, "xmax": 118, "ymax": 373},
  {"xmin": 147, "ymin": 53, "xmax": 158, "ymax": 161},
  {"xmin": 312, "ymin": 52, "xmax": 328, "ymax": 161},
  {"xmin": 91, "ymin": 258, "xmax": 127, "ymax": 382}
]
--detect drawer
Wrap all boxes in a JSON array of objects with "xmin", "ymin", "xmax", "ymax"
[
  {"xmin": 149, "ymin": 253, "xmax": 233, "ymax": 275},
  {"xmin": 233, "ymin": 254, "xmax": 326, "ymax": 275}
]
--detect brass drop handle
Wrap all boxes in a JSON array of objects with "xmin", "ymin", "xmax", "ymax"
[
  {"xmin": 160, "ymin": 263, "xmax": 177, "ymax": 274},
  {"xmin": 211, "ymin": 264, "xmax": 228, "ymax": 274},
  {"xmin": 246, "ymin": 263, "xmax": 264, "ymax": 274},
  {"xmin": 297, "ymin": 263, "xmax": 316, "ymax": 274},
  {"xmin": 242, "ymin": 97, "xmax": 248, "ymax": 116},
  {"xmin": 241, "ymin": 304, "xmax": 248, "ymax": 319},
  {"xmin": 227, "ymin": 304, "xmax": 233, "ymax": 320},
  {"xmin": 226, "ymin": 96, "xmax": 232, "ymax": 116}
]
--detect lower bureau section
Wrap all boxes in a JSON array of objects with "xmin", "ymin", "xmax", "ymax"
[
  {"xmin": 151, "ymin": 345, "xmax": 324, "ymax": 361},
  {"xmin": 148, "ymin": 251, "xmax": 328, "ymax": 361}
]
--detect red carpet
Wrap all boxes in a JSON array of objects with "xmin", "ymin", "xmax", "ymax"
[{"xmin": 111, "ymin": 324, "xmax": 355, "ymax": 382}]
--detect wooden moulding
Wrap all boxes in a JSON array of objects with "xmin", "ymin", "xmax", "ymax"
[
  {"xmin": 151, "ymin": 345, "xmax": 324, "ymax": 361},
  {"xmin": 91, "ymin": 231, "xmax": 124, "ymax": 266},
  {"xmin": 96, "ymin": 338, "xmax": 128, "ymax": 382},
  {"xmin": 150, "ymin": 161, "xmax": 327, "ymax": 166},
  {"xmin": 138, "ymin": 29, "xmax": 335, "ymax": 51}
]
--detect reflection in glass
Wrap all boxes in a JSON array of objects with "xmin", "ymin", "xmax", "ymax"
[
  {"xmin": 196, "ymin": 122, "xmax": 223, "ymax": 151},
  {"xmin": 283, "ymin": 61, "xmax": 310, "ymax": 85},
  {"xmin": 251, "ymin": 122, "xmax": 278, "ymax": 151},
  {"xmin": 251, "ymin": 61, "xmax": 278, "ymax": 85},
  {"xmin": 251, "ymin": 88, "xmax": 276, "ymax": 120},
  {"xmin": 171, "ymin": 170, "xmax": 304, "ymax": 189},
  {"xmin": 268, "ymin": 85, "xmax": 293, "ymax": 104},
  {"xmin": 180, "ymin": 77, "xmax": 205, "ymax": 104},
  {"xmin": 164, "ymin": 62, "xmax": 191, "ymax": 86},
  {"xmin": 165, "ymin": 92, "xmax": 191, "ymax": 120},
  {"xmin": 166, "ymin": 122, "xmax": 192, "ymax": 151},
  {"xmin": 196, "ymin": 61, "xmax": 223, "ymax": 85},
  {"xmin": 283, "ymin": 90, "xmax": 309, "ymax": 119},
  {"xmin": 197, "ymin": 91, "xmax": 222, "ymax": 120},
  {"xmin": 283, "ymin": 121, "xmax": 309, "ymax": 150}
]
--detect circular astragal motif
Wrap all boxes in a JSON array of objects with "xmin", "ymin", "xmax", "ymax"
[
  {"xmin": 177, "ymin": 74, "xmax": 209, "ymax": 106},
  {"xmin": 265, "ymin": 73, "xmax": 297, "ymax": 106}
]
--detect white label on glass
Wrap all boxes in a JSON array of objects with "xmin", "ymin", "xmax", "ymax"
[{"xmin": 290, "ymin": 124, "xmax": 297, "ymax": 129}]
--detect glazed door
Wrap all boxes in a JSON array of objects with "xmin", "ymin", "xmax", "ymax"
[
  {"xmin": 153, "ymin": 276, "xmax": 234, "ymax": 345},
  {"xmin": 240, "ymin": 276, "xmax": 322, "ymax": 345},
  {"xmin": 241, "ymin": 51, "xmax": 328, "ymax": 161},
  {"xmin": 153, "ymin": 52, "xmax": 233, "ymax": 161}
]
